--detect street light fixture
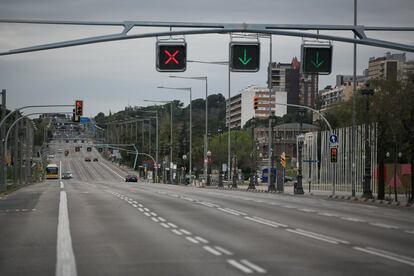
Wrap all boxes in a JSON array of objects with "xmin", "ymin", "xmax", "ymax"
[
  {"xmin": 144, "ymin": 99, "xmax": 174, "ymax": 184},
  {"xmin": 157, "ymin": 86, "xmax": 193, "ymax": 184},
  {"xmin": 169, "ymin": 75, "xmax": 209, "ymax": 186},
  {"xmin": 206, "ymin": 150, "xmax": 212, "ymax": 186}
]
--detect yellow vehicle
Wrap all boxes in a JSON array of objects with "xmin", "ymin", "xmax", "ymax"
[{"xmin": 45, "ymin": 164, "xmax": 59, "ymax": 179}]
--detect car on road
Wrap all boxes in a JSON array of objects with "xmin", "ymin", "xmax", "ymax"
[
  {"xmin": 62, "ymin": 172, "xmax": 73, "ymax": 179},
  {"xmin": 84, "ymin": 157, "xmax": 91, "ymax": 162},
  {"xmin": 47, "ymin": 154, "xmax": 55, "ymax": 159},
  {"xmin": 87, "ymin": 146, "xmax": 92, "ymax": 152},
  {"xmin": 93, "ymin": 157, "xmax": 98, "ymax": 162},
  {"xmin": 125, "ymin": 175, "xmax": 138, "ymax": 182}
]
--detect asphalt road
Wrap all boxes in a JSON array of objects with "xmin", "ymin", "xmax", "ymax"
[{"xmin": 1, "ymin": 139, "xmax": 414, "ymax": 275}]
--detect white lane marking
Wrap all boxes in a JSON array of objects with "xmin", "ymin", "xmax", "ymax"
[
  {"xmin": 185, "ymin": 237, "xmax": 200, "ymax": 244},
  {"xmin": 286, "ymin": 228, "xmax": 349, "ymax": 245},
  {"xmin": 133, "ymin": 201, "xmax": 138, "ymax": 204},
  {"xmin": 240, "ymin": 259, "xmax": 267, "ymax": 274},
  {"xmin": 405, "ymin": 230, "xmax": 414, "ymax": 235},
  {"xmin": 299, "ymin": 208, "xmax": 316, "ymax": 213},
  {"xmin": 171, "ymin": 229, "xmax": 183, "ymax": 235},
  {"xmin": 132, "ymin": 204, "xmax": 138, "ymax": 208},
  {"xmin": 282, "ymin": 205, "xmax": 296, "ymax": 209},
  {"xmin": 194, "ymin": 236, "xmax": 209, "ymax": 243},
  {"xmin": 60, "ymin": 181, "xmax": 64, "ymax": 189},
  {"xmin": 150, "ymin": 212, "xmax": 158, "ymax": 216},
  {"xmin": 144, "ymin": 212, "xmax": 151, "ymax": 217},
  {"xmin": 160, "ymin": 223, "xmax": 170, "ymax": 229},
  {"xmin": 318, "ymin": 212, "xmax": 337, "ymax": 217},
  {"xmin": 203, "ymin": 246, "xmax": 222, "ymax": 256},
  {"xmin": 227, "ymin": 259, "xmax": 253, "ymax": 274},
  {"xmin": 179, "ymin": 229, "xmax": 192, "ymax": 235},
  {"xmin": 214, "ymin": 246, "xmax": 233, "ymax": 255},
  {"xmin": 253, "ymin": 200, "xmax": 264, "ymax": 203},
  {"xmin": 168, "ymin": 223, "xmax": 178, "ymax": 228},
  {"xmin": 138, "ymin": 204, "xmax": 143, "ymax": 207},
  {"xmin": 370, "ymin": 222, "xmax": 399, "ymax": 229},
  {"xmin": 151, "ymin": 217, "xmax": 159, "ymax": 223},
  {"xmin": 245, "ymin": 216, "xmax": 287, "ymax": 228},
  {"xmin": 99, "ymin": 161, "xmax": 125, "ymax": 180},
  {"xmin": 183, "ymin": 197, "xmax": 195, "ymax": 202},
  {"xmin": 218, "ymin": 208, "xmax": 241, "ymax": 216},
  {"xmin": 353, "ymin": 247, "xmax": 414, "ymax": 267},
  {"xmin": 200, "ymin": 202, "xmax": 217, "ymax": 208},
  {"xmin": 138, "ymin": 208, "xmax": 144, "ymax": 212},
  {"xmin": 143, "ymin": 208, "xmax": 150, "ymax": 212},
  {"xmin": 341, "ymin": 217, "xmax": 365, "ymax": 222},
  {"xmin": 224, "ymin": 208, "xmax": 247, "ymax": 216},
  {"xmin": 56, "ymin": 191, "xmax": 78, "ymax": 276},
  {"xmin": 158, "ymin": 217, "xmax": 166, "ymax": 222}
]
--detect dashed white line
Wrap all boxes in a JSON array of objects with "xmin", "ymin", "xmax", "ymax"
[
  {"xmin": 286, "ymin": 228, "xmax": 349, "ymax": 245},
  {"xmin": 167, "ymin": 223, "xmax": 178, "ymax": 228},
  {"xmin": 214, "ymin": 246, "xmax": 233, "ymax": 255},
  {"xmin": 227, "ymin": 259, "xmax": 253, "ymax": 274},
  {"xmin": 138, "ymin": 204, "xmax": 143, "ymax": 207},
  {"xmin": 240, "ymin": 259, "xmax": 267, "ymax": 273},
  {"xmin": 138, "ymin": 208, "xmax": 144, "ymax": 212},
  {"xmin": 370, "ymin": 222, "xmax": 399, "ymax": 229},
  {"xmin": 186, "ymin": 237, "xmax": 200, "ymax": 244},
  {"xmin": 245, "ymin": 216, "xmax": 287, "ymax": 228},
  {"xmin": 60, "ymin": 181, "xmax": 64, "ymax": 189},
  {"xmin": 405, "ymin": 230, "xmax": 414, "ymax": 235},
  {"xmin": 151, "ymin": 217, "xmax": 159, "ymax": 223},
  {"xmin": 318, "ymin": 212, "xmax": 337, "ymax": 217},
  {"xmin": 223, "ymin": 208, "xmax": 247, "ymax": 216},
  {"xmin": 132, "ymin": 204, "xmax": 138, "ymax": 208},
  {"xmin": 341, "ymin": 217, "xmax": 365, "ymax": 222},
  {"xmin": 144, "ymin": 212, "xmax": 151, "ymax": 217},
  {"xmin": 299, "ymin": 208, "xmax": 316, "ymax": 213},
  {"xmin": 353, "ymin": 247, "xmax": 414, "ymax": 267},
  {"xmin": 179, "ymin": 229, "xmax": 192, "ymax": 235},
  {"xmin": 203, "ymin": 246, "xmax": 222, "ymax": 256},
  {"xmin": 194, "ymin": 236, "xmax": 209, "ymax": 243},
  {"xmin": 143, "ymin": 208, "xmax": 150, "ymax": 212},
  {"xmin": 158, "ymin": 217, "xmax": 166, "ymax": 222},
  {"xmin": 171, "ymin": 229, "xmax": 182, "ymax": 235},
  {"xmin": 150, "ymin": 212, "xmax": 158, "ymax": 216},
  {"xmin": 160, "ymin": 223, "xmax": 170, "ymax": 229},
  {"xmin": 282, "ymin": 205, "xmax": 296, "ymax": 209},
  {"xmin": 218, "ymin": 208, "xmax": 241, "ymax": 216}
]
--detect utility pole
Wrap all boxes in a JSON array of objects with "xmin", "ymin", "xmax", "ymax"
[
  {"xmin": 361, "ymin": 88, "xmax": 374, "ymax": 198},
  {"xmin": 25, "ymin": 120, "xmax": 31, "ymax": 184},
  {"xmin": 0, "ymin": 89, "xmax": 6, "ymax": 191},
  {"xmin": 13, "ymin": 113, "xmax": 19, "ymax": 185}
]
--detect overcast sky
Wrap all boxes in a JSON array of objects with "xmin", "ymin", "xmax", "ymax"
[{"xmin": 0, "ymin": 0, "xmax": 413, "ymax": 117}]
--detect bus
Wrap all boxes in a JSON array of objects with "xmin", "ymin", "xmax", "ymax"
[{"xmin": 46, "ymin": 164, "xmax": 59, "ymax": 179}]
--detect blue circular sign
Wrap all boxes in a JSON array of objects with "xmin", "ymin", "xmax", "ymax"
[{"xmin": 329, "ymin": 134, "xmax": 338, "ymax": 144}]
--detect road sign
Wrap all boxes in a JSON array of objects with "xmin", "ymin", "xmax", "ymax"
[
  {"xmin": 301, "ymin": 44, "xmax": 333, "ymax": 75},
  {"xmin": 156, "ymin": 42, "xmax": 187, "ymax": 72},
  {"xmin": 329, "ymin": 134, "xmax": 338, "ymax": 144},
  {"xmin": 230, "ymin": 42, "xmax": 260, "ymax": 72}
]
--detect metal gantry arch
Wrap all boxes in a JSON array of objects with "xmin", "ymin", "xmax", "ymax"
[{"xmin": 0, "ymin": 20, "xmax": 413, "ymax": 55}]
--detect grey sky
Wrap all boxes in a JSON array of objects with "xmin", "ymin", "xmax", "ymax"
[{"xmin": 0, "ymin": 0, "xmax": 413, "ymax": 117}]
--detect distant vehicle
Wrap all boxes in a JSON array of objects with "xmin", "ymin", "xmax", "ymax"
[
  {"xmin": 65, "ymin": 150, "xmax": 69, "ymax": 156},
  {"xmin": 87, "ymin": 147, "xmax": 92, "ymax": 152},
  {"xmin": 45, "ymin": 164, "xmax": 59, "ymax": 179},
  {"xmin": 47, "ymin": 154, "xmax": 55, "ymax": 159},
  {"xmin": 62, "ymin": 171, "xmax": 73, "ymax": 179},
  {"xmin": 84, "ymin": 157, "xmax": 91, "ymax": 162},
  {"xmin": 125, "ymin": 175, "xmax": 138, "ymax": 182},
  {"xmin": 93, "ymin": 157, "xmax": 98, "ymax": 162},
  {"xmin": 57, "ymin": 148, "xmax": 63, "ymax": 152},
  {"xmin": 75, "ymin": 147, "xmax": 80, "ymax": 152}
]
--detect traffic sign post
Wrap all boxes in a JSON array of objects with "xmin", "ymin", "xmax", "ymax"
[
  {"xmin": 156, "ymin": 42, "xmax": 187, "ymax": 72},
  {"xmin": 301, "ymin": 44, "xmax": 333, "ymax": 75},
  {"xmin": 230, "ymin": 42, "xmax": 260, "ymax": 72},
  {"xmin": 329, "ymin": 134, "xmax": 338, "ymax": 144}
]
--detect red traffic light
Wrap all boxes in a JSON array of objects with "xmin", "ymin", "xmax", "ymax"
[
  {"xmin": 253, "ymin": 96, "xmax": 259, "ymax": 110},
  {"xmin": 330, "ymin": 147, "xmax": 338, "ymax": 163},
  {"xmin": 75, "ymin": 100, "xmax": 83, "ymax": 116}
]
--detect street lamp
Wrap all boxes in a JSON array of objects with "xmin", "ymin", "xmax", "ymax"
[
  {"xmin": 144, "ymin": 99, "xmax": 174, "ymax": 184},
  {"xmin": 182, "ymin": 154, "xmax": 187, "ymax": 184},
  {"xmin": 248, "ymin": 118, "xmax": 256, "ymax": 190},
  {"xmin": 157, "ymin": 86, "xmax": 192, "ymax": 185},
  {"xmin": 295, "ymin": 109, "xmax": 305, "ymax": 195},
  {"xmin": 207, "ymin": 150, "xmax": 212, "ymax": 186},
  {"xmin": 169, "ymin": 75, "xmax": 209, "ymax": 188},
  {"xmin": 361, "ymin": 87, "xmax": 374, "ymax": 198},
  {"xmin": 186, "ymin": 60, "xmax": 232, "ymax": 186}
]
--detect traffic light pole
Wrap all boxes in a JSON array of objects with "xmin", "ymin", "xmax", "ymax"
[{"xmin": 0, "ymin": 90, "xmax": 6, "ymax": 191}]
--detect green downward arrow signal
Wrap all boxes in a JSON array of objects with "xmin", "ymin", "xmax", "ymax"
[
  {"xmin": 310, "ymin": 51, "xmax": 325, "ymax": 68},
  {"xmin": 238, "ymin": 49, "xmax": 252, "ymax": 65}
]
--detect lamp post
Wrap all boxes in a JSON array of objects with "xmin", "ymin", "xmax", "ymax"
[
  {"xmin": 268, "ymin": 116, "xmax": 276, "ymax": 192},
  {"xmin": 361, "ymin": 87, "xmax": 374, "ymax": 198},
  {"xmin": 207, "ymin": 150, "xmax": 212, "ymax": 186},
  {"xmin": 295, "ymin": 109, "xmax": 305, "ymax": 195},
  {"xmin": 182, "ymin": 154, "xmax": 187, "ymax": 184},
  {"xmin": 157, "ymin": 86, "xmax": 192, "ymax": 185},
  {"xmin": 248, "ymin": 118, "xmax": 256, "ymax": 190},
  {"xmin": 169, "ymin": 75, "xmax": 209, "ymax": 187},
  {"xmin": 144, "ymin": 100, "xmax": 173, "ymax": 184},
  {"xmin": 217, "ymin": 128, "xmax": 224, "ymax": 187}
]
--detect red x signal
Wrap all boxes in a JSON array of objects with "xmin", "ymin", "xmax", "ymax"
[{"xmin": 164, "ymin": 50, "xmax": 180, "ymax": 65}]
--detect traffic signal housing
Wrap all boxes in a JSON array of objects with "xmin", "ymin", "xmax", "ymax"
[
  {"xmin": 330, "ymin": 147, "xmax": 338, "ymax": 163},
  {"xmin": 253, "ymin": 96, "xmax": 259, "ymax": 110},
  {"xmin": 72, "ymin": 108, "xmax": 80, "ymax": 123},
  {"xmin": 75, "ymin": 100, "xmax": 83, "ymax": 116},
  {"xmin": 230, "ymin": 42, "xmax": 260, "ymax": 72},
  {"xmin": 156, "ymin": 42, "xmax": 187, "ymax": 72},
  {"xmin": 301, "ymin": 44, "xmax": 333, "ymax": 75}
]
